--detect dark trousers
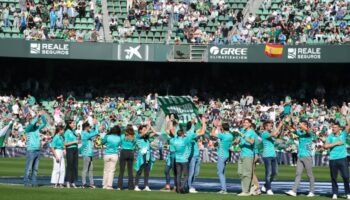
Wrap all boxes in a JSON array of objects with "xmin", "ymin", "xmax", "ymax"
[
  {"xmin": 330, "ymin": 158, "xmax": 350, "ymax": 195},
  {"xmin": 175, "ymin": 162, "xmax": 189, "ymax": 193},
  {"xmin": 263, "ymin": 157, "xmax": 277, "ymax": 190},
  {"xmin": 0, "ymin": 147, "xmax": 5, "ymax": 157},
  {"xmin": 65, "ymin": 147, "xmax": 78, "ymax": 183},
  {"xmin": 118, "ymin": 149, "xmax": 134, "ymax": 190},
  {"xmin": 292, "ymin": 153, "xmax": 298, "ymax": 165},
  {"xmin": 164, "ymin": 156, "xmax": 177, "ymax": 186},
  {"xmin": 135, "ymin": 155, "xmax": 151, "ymax": 187},
  {"xmin": 314, "ymin": 154, "xmax": 322, "ymax": 166}
]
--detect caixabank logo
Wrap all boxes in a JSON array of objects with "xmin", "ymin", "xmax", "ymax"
[
  {"xmin": 30, "ymin": 43, "xmax": 69, "ymax": 55},
  {"xmin": 209, "ymin": 46, "xmax": 248, "ymax": 60},
  {"xmin": 287, "ymin": 48, "xmax": 321, "ymax": 59}
]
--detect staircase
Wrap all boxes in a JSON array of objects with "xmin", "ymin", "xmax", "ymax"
[
  {"xmin": 167, "ymin": 45, "xmax": 207, "ymax": 62},
  {"xmin": 190, "ymin": 45, "xmax": 207, "ymax": 61},
  {"xmin": 101, "ymin": 0, "xmax": 112, "ymax": 42}
]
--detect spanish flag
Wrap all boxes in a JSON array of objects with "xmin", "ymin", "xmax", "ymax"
[{"xmin": 264, "ymin": 43, "xmax": 284, "ymax": 58}]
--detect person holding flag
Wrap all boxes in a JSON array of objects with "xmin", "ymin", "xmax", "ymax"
[
  {"xmin": 187, "ymin": 116, "xmax": 203, "ymax": 193},
  {"xmin": 23, "ymin": 111, "xmax": 47, "ymax": 187},
  {"xmin": 50, "ymin": 125, "xmax": 65, "ymax": 188},
  {"xmin": 210, "ymin": 119, "xmax": 234, "ymax": 194},
  {"xmin": 174, "ymin": 116, "xmax": 206, "ymax": 193},
  {"xmin": 0, "ymin": 117, "xmax": 13, "ymax": 158},
  {"xmin": 161, "ymin": 114, "xmax": 178, "ymax": 192},
  {"xmin": 324, "ymin": 120, "xmax": 350, "ymax": 200}
]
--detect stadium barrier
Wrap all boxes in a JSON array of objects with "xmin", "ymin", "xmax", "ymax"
[{"xmin": 0, "ymin": 39, "xmax": 349, "ymax": 63}]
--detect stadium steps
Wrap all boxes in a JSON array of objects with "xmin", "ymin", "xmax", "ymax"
[
  {"xmin": 101, "ymin": 0, "xmax": 112, "ymax": 42},
  {"xmin": 190, "ymin": 45, "xmax": 207, "ymax": 61}
]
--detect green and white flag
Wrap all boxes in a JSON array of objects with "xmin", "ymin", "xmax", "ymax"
[
  {"xmin": 157, "ymin": 96, "xmax": 200, "ymax": 125},
  {"xmin": 0, "ymin": 122, "xmax": 13, "ymax": 147}
]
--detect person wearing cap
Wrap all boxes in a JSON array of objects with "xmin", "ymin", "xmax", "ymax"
[
  {"xmin": 285, "ymin": 120, "xmax": 315, "ymax": 197},
  {"xmin": 23, "ymin": 111, "xmax": 47, "ymax": 187},
  {"xmin": 211, "ymin": 119, "xmax": 234, "ymax": 194},
  {"xmin": 324, "ymin": 120, "xmax": 350, "ymax": 200},
  {"xmin": 80, "ymin": 118, "xmax": 99, "ymax": 188}
]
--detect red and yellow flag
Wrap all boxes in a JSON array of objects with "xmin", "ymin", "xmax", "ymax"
[{"xmin": 264, "ymin": 43, "xmax": 284, "ymax": 58}]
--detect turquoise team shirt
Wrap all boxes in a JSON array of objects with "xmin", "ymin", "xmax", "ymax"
[
  {"xmin": 327, "ymin": 130, "xmax": 347, "ymax": 160},
  {"xmin": 295, "ymin": 130, "xmax": 313, "ymax": 158},
  {"xmin": 102, "ymin": 134, "xmax": 122, "ymax": 155},
  {"xmin": 187, "ymin": 129, "xmax": 200, "ymax": 158},
  {"xmin": 174, "ymin": 133, "xmax": 197, "ymax": 163},
  {"xmin": 239, "ymin": 129, "xmax": 257, "ymax": 157},
  {"xmin": 120, "ymin": 132, "xmax": 140, "ymax": 150},
  {"xmin": 64, "ymin": 129, "xmax": 78, "ymax": 149},
  {"xmin": 261, "ymin": 131, "xmax": 276, "ymax": 158},
  {"xmin": 25, "ymin": 115, "xmax": 47, "ymax": 151},
  {"xmin": 217, "ymin": 132, "xmax": 234, "ymax": 160},
  {"xmin": 80, "ymin": 125, "xmax": 99, "ymax": 157},
  {"xmin": 51, "ymin": 134, "xmax": 64, "ymax": 150}
]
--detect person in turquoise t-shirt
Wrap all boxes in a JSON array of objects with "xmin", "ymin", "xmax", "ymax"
[
  {"xmin": 286, "ymin": 120, "xmax": 315, "ymax": 197},
  {"xmin": 24, "ymin": 111, "xmax": 47, "ymax": 187},
  {"xmin": 261, "ymin": 120, "xmax": 284, "ymax": 195},
  {"xmin": 324, "ymin": 120, "xmax": 350, "ymax": 199},
  {"xmin": 174, "ymin": 117, "xmax": 206, "ymax": 194},
  {"xmin": 160, "ymin": 114, "xmax": 178, "ymax": 192},
  {"xmin": 134, "ymin": 123, "xmax": 157, "ymax": 192},
  {"xmin": 64, "ymin": 120, "xmax": 79, "ymax": 188},
  {"xmin": 210, "ymin": 120, "xmax": 234, "ymax": 194},
  {"xmin": 102, "ymin": 125, "xmax": 122, "ymax": 190},
  {"xmin": 80, "ymin": 119, "xmax": 99, "ymax": 188},
  {"xmin": 236, "ymin": 118, "xmax": 257, "ymax": 196},
  {"xmin": 117, "ymin": 124, "xmax": 141, "ymax": 190},
  {"xmin": 50, "ymin": 126, "xmax": 65, "ymax": 188}
]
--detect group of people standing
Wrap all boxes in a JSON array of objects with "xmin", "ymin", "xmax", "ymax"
[{"xmin": 23, "ymin": 111, "xmax": 350, "ymax": 199}]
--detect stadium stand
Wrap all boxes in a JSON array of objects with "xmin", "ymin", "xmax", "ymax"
[{"xmin": 0, "ymin": 0, "xmax": 105, "ymax": 41}]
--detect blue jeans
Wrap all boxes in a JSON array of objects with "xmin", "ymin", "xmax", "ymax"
[
  {"xmin": 330, "ymin": 157, "xmax": 350, "ymax": 195},
  {"xmin": 217, "ymin": 157, "xmax": 228, "ymax": 191},
  {"xmin": 24, "ymin": 150, "xmax": 40, "ymax": 186},
  {"xmin": 188, "ymin": 156, "xmax": 201, "ymax": 189},
  {"xmin": 164, "ymin": 155, "xmax": 177, "ymax": 186},
  {"xmin": 263, "ymin": 157, "xmax": 277, "ymax": 190}
]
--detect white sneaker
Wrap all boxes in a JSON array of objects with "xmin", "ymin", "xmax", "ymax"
[
  {"xmin": 66, "ymin": 182, "xmax": 70, "ymax": 188},
  {"xmin": 332, "ymin": 194, "xmax": 337, "ymax": 199},
  {"xmin": 307, "ymin": 192, "xmax": 315, "ymax": 197},
  {"xmin": 261, "ymin": 186, "xmax": 266, "ymax": 193},
  {"xmin": 189, "ymin": 188, "xmax": 198, "ymax": 193},
  {"xmin": 237, "ymin": 192, "xmax": 251, "ymax": 196},
  {"xmin": 347, "ymin": 194, "xmax": 350, "ymax": 200},
  {"xmin": 285, "ymin": 190, "xmax": 297, "ymax": 197},
  {"xmin": 267, "ymin": 190, "xmax": 274, "ymax": 195},
  {"xmin": 134, "ymin": 186, "xmax": 141, "ymax": 191},
  {"xmin": 143, "ymin": 186, "xmax": 151, "ymax": 192},
  {"xmin": 71, "ymin": 183, "xmax": 77, "ymax": 188}
]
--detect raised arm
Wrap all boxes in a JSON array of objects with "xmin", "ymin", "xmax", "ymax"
[
  {"xmin": 346, "ymin": 119, "xmax": 350, "ymax": 133},
  {"xmin": 270, "ymin": 120, "xmax": 284, "ymax": 138},
  {"xmin": 38, "ymin": 115, "xmax": 47, "ymax": 131},
  {"xmin": 25, "ymin": 116, "xmax": 39, "ymax": 133}
]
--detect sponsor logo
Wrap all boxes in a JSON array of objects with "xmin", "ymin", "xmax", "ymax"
[
  {"xmin": 209, "ymin": 46, "xmax": 248, "ymax": 60},
  {"xmin": 30, "ymin": 43, "xmax": 69, "ymax": 55},
  {"xmin": 118, "ymin": 45, "xmax": 149, "ymax": 61},
  {"xmin": 124, "ymin": 45, "xmax": 142, "ymax": 59},
  {"xmin": 287, "ymin": 48, "xmax": 321, "ymax": 59}
]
